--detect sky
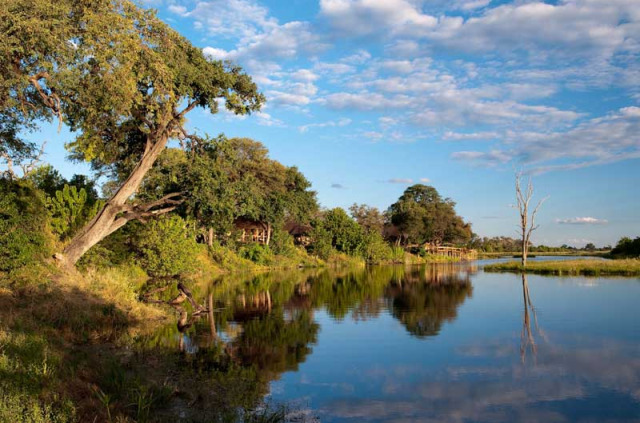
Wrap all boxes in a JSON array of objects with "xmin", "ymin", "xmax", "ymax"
[{"xmin": 23, "ymin": 0, "xmax": 640, "ymax": 247}]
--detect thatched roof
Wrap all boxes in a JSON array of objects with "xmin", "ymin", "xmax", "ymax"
[
  {"xmin": 284, "ymin": 221, "xmax": 312, "ymax": 236},
  {"xmin": 234, "ymin": 217, "xmax": 268, "ymax": 230}
]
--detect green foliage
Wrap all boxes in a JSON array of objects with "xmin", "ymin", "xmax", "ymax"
[
  {"xmin": 47, "ymin": 184, "xmax": 103, "ymax": 241},
  {"xmin": 0, "ymin": 330, "xmax": 76, "ymax": 423},
  {"xmin": 362, "ymin": 231, "xmax": 393, "ymax": 264},
  {"xmin": 311, "ymin": 208, "xmax": 366, "ymax": 260},
  {"xmin": 611, "ymin": 236, "xmax": 640, "ymax": 258},
  {"xmin": 239, "ymin": 243, "xmax": 274, "ymax": 265},
  {"xmin": 388, "ymin": 184, "xmax": 472, "ymax": 245},
  {"xmin": 269, "ymin": 229, "xmax": 297, "ymax": 257},
  {"xmin": 0, "ymin": 178, "xmax": 51, "ymax": 272},
  {"xmin": 140, "ymin": 138, "xmax": 319, "ymax": 244},
  {"xmin": 349, "ymin": 203, "xmax": 386, "ymax": 234},
  {"xmin": 136, "ymin": 216, "xmax": 199, "ymax": 277},
  {"xmin": 2, "ymin": 0, "xmax": 264, "ymax": 176}
]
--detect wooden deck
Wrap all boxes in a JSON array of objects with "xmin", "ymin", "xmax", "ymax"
[{"xmin": 422, "ymin": 244, "xmax": 477, "ymax": 260}]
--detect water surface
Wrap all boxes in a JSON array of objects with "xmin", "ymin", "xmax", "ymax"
[{"xmin": 143, "ymin": 260, "xmax": 640, "ymax": 422}]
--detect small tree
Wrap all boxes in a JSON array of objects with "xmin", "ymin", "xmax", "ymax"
[{"xmin": 514, "ymin": 173, "xmax": 547, "ymax": 267}]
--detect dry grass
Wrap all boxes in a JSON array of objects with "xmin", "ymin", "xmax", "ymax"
[{"xmin": 484, "ymin": 259, "xmax": 640, "ymax": 276}]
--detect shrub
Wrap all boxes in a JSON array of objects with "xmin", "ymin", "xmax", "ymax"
[
  {"xmin": 269, "ymin": 229, "xmax": 297, "ymax": 257},
  {"xmin": 238, "ymin": 243, "xmax": 273, "ymax": 265},
  {"xmin": 611, "ymin": 236, "xmax": 640, "ymax": 258},
  {"xmin": 362, "ymin": 231, "xmax": 392, "ymax": 264},
  {"xmin": 136, "ymin": 216, "xmax": 199, "ymax": 277},
  {"xmin": 47, "ymin": 184, "xmax": 103, "ymax": 241},
  {"xmin": 0, "ymin": 179, "xmax": 52, "ymax": 272}
]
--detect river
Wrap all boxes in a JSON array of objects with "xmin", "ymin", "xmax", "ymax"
[{"xmin": 140, "ymin": 258, "xmax": 640, "ymax": 422}]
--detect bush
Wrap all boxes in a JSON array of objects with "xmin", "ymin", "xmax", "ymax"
[
  {"xmin": 136, "ymin": 216, "xmax": 199, "ymax": 277},
  {"xmin": 0, "ymin": 179, "xmax": 52, "ymax": 272},
  {"xmin": 362, "ymin": 231, "xmax": 392, "ymax": 264},
  {"xmin": 238, "ymin": 243, "xmax": 273, "ymax": 265},
  {"xmin": 47, "ymin": 184, "xmax": 103, "ymax": 241},
  {"xmin": 269, "ymin": 229, "xmax": 297, "ymax": 257},
  {"xmin": 611, "ymin": 236, "xmax": 640, "ymax": 258}
]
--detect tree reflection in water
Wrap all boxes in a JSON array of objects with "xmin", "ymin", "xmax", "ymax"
[
  {"xmin": 138, "ymin": 263, "xmax": 479, "ymax": 420},
  {"xmin": 520, "ymin": 273, "xmax": 548, "ymax": 364}
]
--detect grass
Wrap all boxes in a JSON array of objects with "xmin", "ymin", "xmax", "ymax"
[
  {"xmin": 0, "ymin": 257, "xmax": 321, "ymax": 422},
  {"xmin": 484, "ymin": 259, "xmax": 640, "ymax": 276},
  {"xmin": 478, "ymin": 251, "xmax": 610, "ymax": 258}
]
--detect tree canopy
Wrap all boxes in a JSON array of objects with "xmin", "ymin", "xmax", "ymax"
[
  {"xmin": 1, "ymin": 0, "xmax": 264, "ymax": 264},
  {"xmin": 388, "ymin": 184, "xmax": 472, "ymax": 245}
]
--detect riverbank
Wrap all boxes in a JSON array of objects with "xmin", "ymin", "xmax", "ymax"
[
  {"xmin": 484, "ymin": 259, "xmax": 640, "ymax": 276},
  {"xmin": 0, "ymin": 246, "xmax": 447, "ymax": 422},
  {"xmin": 477, "ymin": 251, "xmax": 610, "ymax": 259}
]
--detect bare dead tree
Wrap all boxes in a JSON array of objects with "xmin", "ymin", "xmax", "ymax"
[
  {"xmin": 1, "ymin": 141, "xmax": 46, "ymax": 180},
  {"xmin": 514, "ymin": 172, "xmax": 548, "ymax": 267}
]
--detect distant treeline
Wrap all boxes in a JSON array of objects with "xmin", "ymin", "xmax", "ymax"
[
  {"xmin": 610, "ymin": 237, "xmax": 640, "ymax": 258},
  {"xmin": 467, "ymin": 236, "xmax": 614, "ymax": 253}
]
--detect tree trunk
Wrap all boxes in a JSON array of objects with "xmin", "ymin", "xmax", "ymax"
[
  {"xmin": 266, "ymin": 223, "xmax": 271, "ymax": 246},
  {"xmin": 522, "ymin": 228, "xmax": 527, "ymax": 267},
  {"xmin": 208, "ymin": 227, "xmax": 214, "ymax": 247},
  {"xmin": 58, "ymin": 132, "xmax": 170, "ymax": 266}
]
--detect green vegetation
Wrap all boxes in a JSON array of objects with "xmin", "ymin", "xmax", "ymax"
[
  {"xmin": 136, "ymin": 216, "xmax": 200, "ymax": 277},
  {"xmin": 0, "ymin": 179, "xmax": 52, "ymax": 273},
  {"xmin": 610, "ymin": 237, "xmax": 640, "ymax": 258},
  {"xmin": 388, "ymin": 184, "xmax": 473, "ymax": 246},
  {"xmin": 484, "ymin": 259, "xmax": 640, "ymax": 276}
]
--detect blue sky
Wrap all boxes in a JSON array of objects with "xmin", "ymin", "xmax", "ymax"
[{"xmin": 21, "ymin": 0, "xmax": 640, "ymax": 247}]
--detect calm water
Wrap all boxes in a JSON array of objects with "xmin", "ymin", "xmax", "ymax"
[{"xmin": 143, "ymin": 260, "xmax": 640, "ymax": 422}]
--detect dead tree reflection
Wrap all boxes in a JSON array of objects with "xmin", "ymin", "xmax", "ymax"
[{"xmin": 520, "ymin": 273, "xmax": 547, "ymax": 364}]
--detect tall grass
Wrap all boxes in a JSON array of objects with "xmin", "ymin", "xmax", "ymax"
[{"xmin": 484, "ymin": 259, "xmax": 640, "ymax": 276}]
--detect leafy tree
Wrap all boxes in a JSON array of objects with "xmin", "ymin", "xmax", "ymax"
[
  {"xmin": 0, "ymin": 179, "xmax": 52, "ymax": 272},
  {"xmin": 47, "ymin": 184, "xmax": 103, "ymax": 241},
  {"xmin": 388, "ymin": 184, "xmax": 472, "ymax": 246},
  {"xmin": 136, "ymin": 215, "xmax": 199, "ymax": 277},
  {"xmin": 139, "ymin": 137, "xmax": 318, "ymax": 246},
  {"xmin": 26, "ymin": 164, "xmax": 66, "ymax": 197},
  {"xmin": 349, "ymin": 204, "xmax": 386, "ymax": 234},
  {"xmin": 2, "ymin": 0, "xmax": 263, "ymax": 265},
  {"xmin": 584, "ymin": 242, "xmax": 596, "ymax": 251},
  {"xmin": 311, "ymin": 208, "xmax": 366, "ymax": 259},
  {"xmin": 611, "ymin": 236, "xmax": 640, "ymax": 258}
]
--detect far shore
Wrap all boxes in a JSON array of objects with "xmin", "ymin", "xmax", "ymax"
[{"xmin": 483, "ymin": 259, "xmax": 640, "ymax": 276}]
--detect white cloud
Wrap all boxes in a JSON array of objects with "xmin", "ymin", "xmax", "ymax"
[
  {"xmin": 298, "ymin": 118, "xmax": 352, "ymax": 133},
  {"xmin": 556, "ymin": 217, "xmax": 608, "ymax": 225},
  {"xmin": 291, "ymin": 69, "xmax": 319, "ymax": 82},
  {"xmin": 443, "ymin": 131, "xmax": 499, "ymax": 141},
  {"xmin": 184, "ymin": 0, "xmax": 276, "ymax": 39},
  {"xmin": 319, "ymin": 0, "xmax": 437, "ymax": 37},
  {"xmin": 202, "ymin": 47, "xmax": 231, "ymax": 61},
  {"xmin": 419, "ymin": 178, "xmax": 431, "ymax": 183},
  {"xmin": 451, "ymin": 150, "xmax": 512, "ymax": 166},
  {"xmin": 168, "ymin": 4, "xmax": 188, "ymax": 16}
]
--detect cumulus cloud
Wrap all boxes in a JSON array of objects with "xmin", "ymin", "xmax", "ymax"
[
  {"xmin": 387, "ymin": 178, "xmax": 413, "ymax": 184},
  {"xmin": 320, "ymin": 0, "xmax": 640, "ymax": 61},
  {"xmin": 419, "ymin": 178, "xmax": 431, "ymax": 183},
  {"xmin": 556, "ymin": 217, "xmax": 608, "ymax": 225},
  {"xmin": 319, "ymin": 0, "xmax": 437, "ymax": 37}
]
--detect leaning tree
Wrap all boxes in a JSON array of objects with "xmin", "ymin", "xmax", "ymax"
[{"xmin": 1, "ymin": 0, "xmax": 264, "ymax": 265}]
